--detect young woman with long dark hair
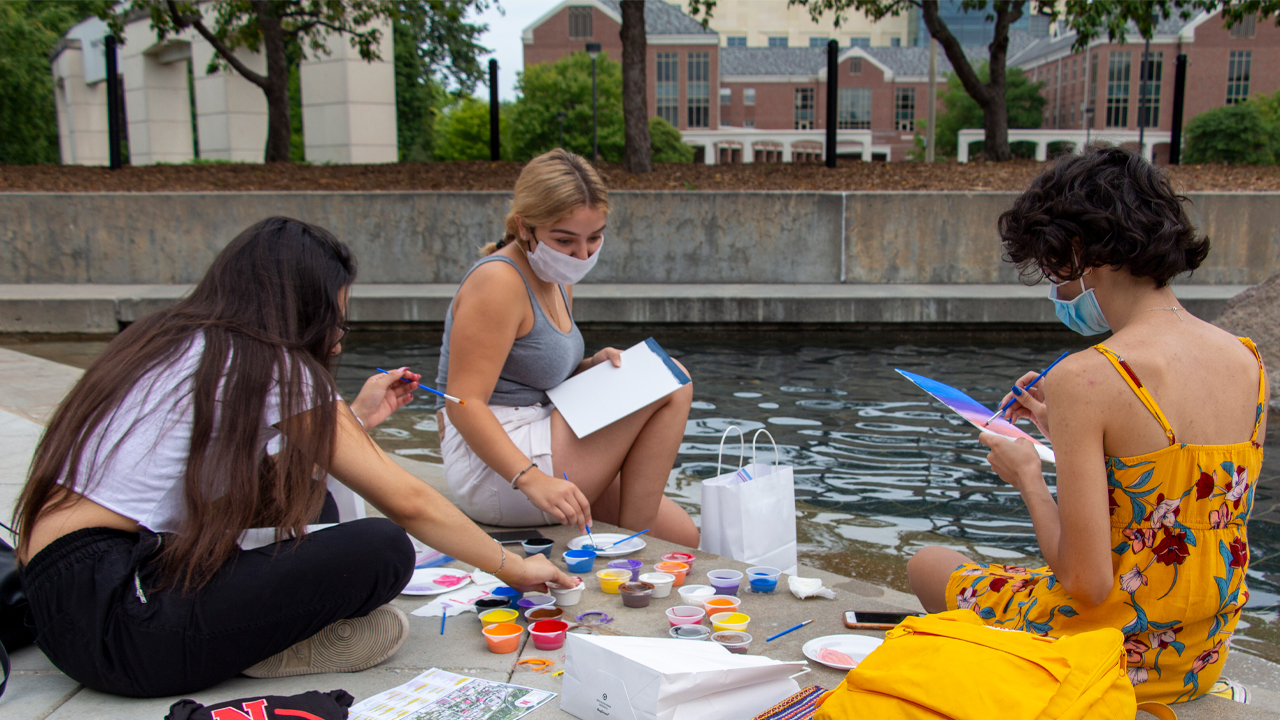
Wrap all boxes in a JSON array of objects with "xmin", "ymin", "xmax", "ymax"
[
  {"xmin": 14, "ymin": 217, "xmax": 573, "ymax": 698},
  {"xmin": 907, "ymin": 148, "xmax": 1261, "ymax": 704}
]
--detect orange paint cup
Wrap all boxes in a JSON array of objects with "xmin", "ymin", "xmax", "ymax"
[
  {"xmin": 482, "ymin": 622, "xmax": 523, "ymax": 654},
  {"xmin": 703, "ymin": 596, "xmax": 743, "ymax": 615},
  {"xmin": 654, "ymin": 561, "xmax": 690, "ymax": 586}
]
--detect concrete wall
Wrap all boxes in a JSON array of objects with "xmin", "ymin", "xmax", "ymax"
[{"xmin": 1, "ymin": 191, "xmax": 1276, "ymax": 285}]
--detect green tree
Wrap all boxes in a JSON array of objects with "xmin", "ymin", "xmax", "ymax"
[
  {"xmin": 932, "ymin": 63, "xmax": 1044, "ymax": 159},
  {"xmin": 686, "ymin": 0, "xmax": 1280, "ymax": 162},
  {"xmin": 432, "ymin": 95, "xmax": 512, "ymax": 160},
  {"xmin": 649, "ymin": 116, "xmax": 694, "ymax": 163},
  {"xmin": 0, "ymin": 1, "xmax": 113, "ymax": 164},
  {"xmin": 510, "ymin": 50, "xmax": 625, "ymax": 163},
  {"xmin": 126, "ymin": 0, "xmax": 493, "ymax": 162},
  {"xmin": 1183, "ymin": 95, "xmax": 1279, "ymax": 165}
]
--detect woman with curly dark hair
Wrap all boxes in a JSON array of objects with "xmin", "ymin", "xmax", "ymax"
[{"xmin": 906, "ymin": 147, "xmax": 1263, "ymax": 704}]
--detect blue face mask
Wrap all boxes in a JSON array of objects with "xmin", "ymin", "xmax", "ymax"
[{"xmin": 1049, "ymin": 277, "xmax": 1111, "ymax": 336}]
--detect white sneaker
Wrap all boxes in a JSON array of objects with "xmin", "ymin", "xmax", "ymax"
[{"xmin": 243, "ymin": 604, "xmax": 409, "ymax": 678}]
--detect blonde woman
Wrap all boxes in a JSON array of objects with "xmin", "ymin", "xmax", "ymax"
[{"xmin": 436, "ymin": 149, "xmax": 698, "ymax": 546}]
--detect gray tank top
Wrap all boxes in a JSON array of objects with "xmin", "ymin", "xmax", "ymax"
[{"xmin": 436, "ymin": 255, "xmax": 585, "ymax": 408}]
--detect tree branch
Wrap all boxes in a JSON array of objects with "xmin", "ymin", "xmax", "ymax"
[
  {"xmin": 166, "ymin": 0, "xmax": 269, "ymax": 89},
  {"xmin": 988, "ymin": 0, "xmax": 1025, "ymax": 92},
  {"xmin": 921, "ymin": 0, "xmax": 990, "ymax": 107}
]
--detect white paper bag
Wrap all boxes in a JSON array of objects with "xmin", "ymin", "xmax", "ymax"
[
  {"xmin": 699, "ymin": 428, "xmax": 798, "ymax": 575},
  {"xmin": 560, "ymin": 634, "xmax": 807, "ymax": 720}
]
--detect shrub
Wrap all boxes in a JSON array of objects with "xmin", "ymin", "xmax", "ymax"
[
  {"xmin": 649, "ymin": 116, "xmax": 693, "ymax": 163},
  {"xmin": 1183, "ymin": 99, "xmax": 1277, "ymax": 165}
]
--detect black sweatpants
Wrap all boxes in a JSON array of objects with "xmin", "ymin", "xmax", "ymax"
[{"xmin": 20, "ymin": 517, "xmax": 414, "ymax": 698}]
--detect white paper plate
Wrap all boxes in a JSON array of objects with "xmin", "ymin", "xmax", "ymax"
[
  {"xmin": 802, "ymin": 634, "xmax": 883, "ymax": 670},
  {"xmin": 401, "ymin": 568, "xmax": 473, "ymax": 596},
  {"xmin": 567, "ymin": 533, "xmax": 647, "ymax": 557}
]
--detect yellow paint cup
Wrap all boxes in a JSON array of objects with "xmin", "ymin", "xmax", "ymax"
[
  {"xmin": 596, "ymin": 568, "xmax": 632, "ymax": 594},
  {"xmin": 710, "ymin": 612, "xmax": 751, "ymax": 632},
  {"xmin": 478, "ymin": 608, "xmax": 519, "ymax": 627}
]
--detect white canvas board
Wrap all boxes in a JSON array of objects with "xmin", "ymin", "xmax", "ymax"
[{"xmin": 547, "ymin": 338, "xmax": 690, "ymax": 438}]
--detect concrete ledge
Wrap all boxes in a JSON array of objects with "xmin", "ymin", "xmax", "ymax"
[{"xmin": 0, "ymin": 283, "xmax": 1251, "ymax": 333}]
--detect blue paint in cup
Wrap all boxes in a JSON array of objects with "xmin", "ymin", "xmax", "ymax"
[
  {"xmin": 491, "ymin": 586, "xmax": 522, "ymax": 608},
  {"xmin": 746, "ymin": 566, "xmax": 781, "ymax": 593},
  {"xmin": 564, "ymin": 549, "xmax": 597, "ymax": 574}
]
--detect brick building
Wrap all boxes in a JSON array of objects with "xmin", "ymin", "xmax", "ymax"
[
  {"xmin": 1010, "ymin": 10, "xmax": 1280, "ymax": 164},
  {"xmin": 523, "ymin": 0, "xmax": 1018, "ymax": 162}
]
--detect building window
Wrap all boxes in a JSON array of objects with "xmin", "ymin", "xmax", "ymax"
[
  {"xmin": 1227, "ymin": 50, "xmax": 1251, "ymax": 104},
  {"xmin": 720, "ymin": 86, "xmax": 732, "ymax": 105},
  {"xmin": 891, "ymin": 37, "xmax": 901, "ymax": 47},
  {"xmin": 850, "ymin": 37, "xmax": 870, "ymax": 48},
  {"xmin": 1137, "ymin": 51, "xmax": 1162, "ymax": 128},
  {"xmin": 656, "ymin": 52, "xmax": 679, "ymax": 126},
  {"xmin": 1105, "ymin": 51, "xmax": 1130, "ymax": 127},
  {"xmin": 568, "ymin": 7, "xmax": 592, "ymax": 40},
  {"xmin": 1229, "ymin": 14, "xmax": 1256, "ymax": 39},
  {"xmin": 849, "ymin": 58, "xmax": 862, "ymax": 76},
  {"xmin": 794, "ymin": 88, "xmax": 815, "ymax": 129},
  {"xmin": 894, "ymin": 87, "xmax": 916, "ymax": 132},
  {"xmin": 727, "ymin": 36, "xmax": 747, "ymax": 47},
  {"xmin": 768, "ymin": 36, "xmax": 789, "ymax": 47},
  {"xmin": 744, "ymin": 119, "xmax": 755, "ymax": 128},
  {"xmin": 687, "ymin": 51, "xmax": 710, "ymax": 128},
  {"xmin": 838, "ymin": 87, "xmax": 871, "ymax": 129},
  {"xmin": 744, "ymin": 87, "xmax": 756, "ymax": 105},
  {"xmin": 810, "ymin": 37, "xmax": 830, "ymax": 47}
]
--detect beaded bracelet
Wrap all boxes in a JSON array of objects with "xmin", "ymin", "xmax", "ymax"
[{"xmin": 509, "ymin": 461, "xmax": 537, "ymax": 488}]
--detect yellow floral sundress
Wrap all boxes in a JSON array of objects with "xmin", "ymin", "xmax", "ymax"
[{"xmin": 945, "ymin": 338, "xmax": 1263, "ymax": 704}]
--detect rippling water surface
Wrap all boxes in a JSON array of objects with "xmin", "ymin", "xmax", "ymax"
[{"xmin": 336, "ymin": 330, "xmax": 1280, "ymax": 660}]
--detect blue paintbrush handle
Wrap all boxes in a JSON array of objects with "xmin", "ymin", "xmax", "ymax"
[
  {"xmin": 987, "ymin": 351, "xmax": 1070, "ymax": 424},
  {"xmin": 607, "ymin": 528, "xmax": 651, "ymax": 548}
]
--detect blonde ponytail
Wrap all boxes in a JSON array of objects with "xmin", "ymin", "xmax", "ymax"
[{"xmin": 481, "ymin": 149, "xmax": 610, "ymax": 256}]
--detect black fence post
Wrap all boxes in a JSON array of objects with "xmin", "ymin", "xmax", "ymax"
[
  {"xmin": 488, "ymin": 59, "xmax": 500, "ymax": 161},
  {"xmin": 1168, "ymin": 54, "xmax": 1188, "ymax": 165},
  {"xmin": 825, "ymin": 39, "xmax": 838, "ymax": 168},
  {"xmin": 105, "ymin": 35, "xmax": 123, "ymax": 170}
]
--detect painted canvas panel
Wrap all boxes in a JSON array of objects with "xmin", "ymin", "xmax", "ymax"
[{"xmin": 896, "ymin": 369, "xmax": 1056, "ymax": 464}]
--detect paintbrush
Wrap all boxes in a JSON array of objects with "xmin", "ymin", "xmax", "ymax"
[
  {"xmin": 376, "ymin": 367, "xmax": 465, "ymax": 405},
  {"xmin": 983, "ymin": 351, "xmax": 1069, "ymax": 426}
]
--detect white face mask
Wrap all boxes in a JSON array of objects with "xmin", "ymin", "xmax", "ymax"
[{"xmin": 525, "ymin": 235, "xmax": 602, "ymax": 285}]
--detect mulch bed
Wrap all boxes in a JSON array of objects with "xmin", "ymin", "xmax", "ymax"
[{"xmin": 2, "ymin": 159, "xmax": 1279, "ymax": 192}]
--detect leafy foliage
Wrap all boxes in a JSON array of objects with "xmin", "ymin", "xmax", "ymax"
[
  {"xmin": 432, "ymin": 95, "xmax": 512, "ymax": 160},
  {"xmin": 505, "ymin": 51, "xmax": 692, "ymax": 164},
  {"xmin": 1183, "ymin": 92, "xmax": 1280, "ymax": 166},
  {"xmin": 931, "ymin": 63, "xmax": 1045, "ymax": 159},
  {"xmin": 0, "ymin": 1, "xmax": 113, "ymax": 164}
]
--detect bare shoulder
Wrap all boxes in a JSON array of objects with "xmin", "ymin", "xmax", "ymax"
[
  {"xmin": 1042, "ymin": 349, "xmax": 1121, "ymax": 415},
  {"xmin": 454, "ymin": 258, "xmax": 529, "ymax": 317}
]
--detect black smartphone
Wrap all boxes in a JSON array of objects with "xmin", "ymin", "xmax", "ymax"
[
  {"xmin": 844, "ymin": 610, "xmax": 925, "ymax": 629},
  {"xmin": 487, "ymin": 529, "xmax": 548, "ymax": 545}
]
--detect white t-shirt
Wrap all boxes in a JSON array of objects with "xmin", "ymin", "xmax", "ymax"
[{"xmin": 68, "ymin": 335, "xmax": 328, "ymax": 533}]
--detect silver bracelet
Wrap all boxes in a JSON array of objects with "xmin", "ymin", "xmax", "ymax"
[
  {"xmin": 355, "ymin": 415, "xmax": 366, "ymax": 430},
  {"xmin": 509, "ymin": 462, "xmax": 537, "ymax": 489},
  {"xmin": 493, "ymin": 541, "xmax": 507, "ymax": 575}
]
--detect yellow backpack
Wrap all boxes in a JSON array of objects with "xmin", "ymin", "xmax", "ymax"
[{"xmin": 814, "ymin": 610, "xmax": 1174, "ymax": 720}]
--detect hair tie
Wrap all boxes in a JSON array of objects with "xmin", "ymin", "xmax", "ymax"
[{"xmin": 495, "ymin": 238, "xmax": 506, "ymax": 250}]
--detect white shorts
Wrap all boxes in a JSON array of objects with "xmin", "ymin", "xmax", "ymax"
[{"xmin": 439, "ymin": 404, "xmax": 560, "ymax": 527}]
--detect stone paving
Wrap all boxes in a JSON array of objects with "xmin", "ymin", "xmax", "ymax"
[{"xmin": 1, "ymin": 346, "xmax": 1278, "ymax": 719}]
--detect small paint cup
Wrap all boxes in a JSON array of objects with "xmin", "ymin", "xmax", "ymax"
[
  {"xmin": 703, "ymin": 596, "xmax": 743, "ymax": 615},
  {"xmin": 597, "ymin": 568, "xmax": 632, "ymax": 594},
  {"xmin": 710, "ymin": 612, "xmax": 751, "ymax": 633},
  {"xmin": 661, "ymin": 551, "xmax": 696, "ymax": 568},
  {"xmin": 525, "ymin": 606, "xmax": 565, "ymax": 622},
  {"xmin": 666, "ymin": 605, "xmax": 707, "ymax": 627},
  {"xmin": 474, "ymin": 596, "xmax": 511, "ymax": 612},
  {"xmin": 482, "ymin": 622, "xmax": 523, "ymax": 654},
  {"xmin": 708, "ymin": 569, "xmax": 745, "ymax": 596},
  {"xmin": 638, "ymin": 572, "xmax": 675, "ymax": 599},
  {"xmin": 478, "ymin": 608, "xmax": 519, "ymax": 627},
  {"xmin": 516, "ymin": 594, "xmax": 555, "ymax": 611},
  {"xmin": 620, "ymin": 581, "xmax": 655, "ymax": 608},
  {"xmin": 654, "ymin": 561, "xmax": 690, "ymax": 586},
  {"xmin": 564, "ymin": 549, "xmax": 597, "ymax": 573},
  {"xmin": 490, "ymin": 586, "xmax": 522, "ymax": 608},
  {"xmin": 669, "ymin": 624, "xmax": 711, "ymax": 640},
  {"xmin": 522, "ymin": 538, "xmax": 554, "ymax": 558},
  {"xmin": 711, "ymin": 630, "xmax": 753, "ymax": 654},
  {"xmin": 677, "ymin": 584, "xmax": 716, "ymax": 604},
  {"xmin": 607, "ymin": 558, "xmax": 644, "ymax": 582},
  {"xmin": 548, "ymin": 578, "xmax": 585, "ymax": 607},
  {"xmin": 529, "ymin": 619, "xmax": 570, "ymax": 650},
  {"xmin": 746, "ymin": 566, "xmax": 782, "ymax": 593}
]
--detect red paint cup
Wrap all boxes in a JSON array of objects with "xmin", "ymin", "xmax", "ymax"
[{"xmin": 529, "ymin": 619, "xmax": 569, "ymax": 650}]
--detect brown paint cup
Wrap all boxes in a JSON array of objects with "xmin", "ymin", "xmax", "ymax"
[{"xmin": 619, "ymin": 581, "xmax": 655, "ymax": 608}]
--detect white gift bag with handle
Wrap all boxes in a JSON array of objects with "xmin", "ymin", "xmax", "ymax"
[
  {"xmin": 559, "ymin": 633, "xmax": 808, "ymax": 720},
  {"xmin": 698, "ymin": 427, "xmax": 798, "ymax": 575}
]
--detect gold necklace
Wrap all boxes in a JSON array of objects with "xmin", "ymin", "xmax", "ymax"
[{"xmin": 1137, "ymin": 306, "xmax": 1184, "ymax": 321}]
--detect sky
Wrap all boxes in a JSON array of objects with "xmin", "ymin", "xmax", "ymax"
[{"xmin": 471, "ymin": 1, "xmax": 562, "ymax": 101}]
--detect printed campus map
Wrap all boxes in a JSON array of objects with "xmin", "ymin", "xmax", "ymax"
[{"xmin": 349, "ymin": 668, "xmax": 555, "ymax": 720}]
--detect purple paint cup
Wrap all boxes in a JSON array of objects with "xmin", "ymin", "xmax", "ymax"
[
  {"xmin": 707, "ymin": 569, "xmax": 744, "ymax": 596},
  {"xmin": 607, "ymin": 558, "xmax": 644, "ymax": 582}
]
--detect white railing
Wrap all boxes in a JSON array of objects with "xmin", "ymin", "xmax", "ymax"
[
  {"xmin": 680, "ymin": 128, "xmax": 887, "ymax": 165},
  {"xmin": 956, "ymin": 128, "xmax": 1172, "ymax": 163}
]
